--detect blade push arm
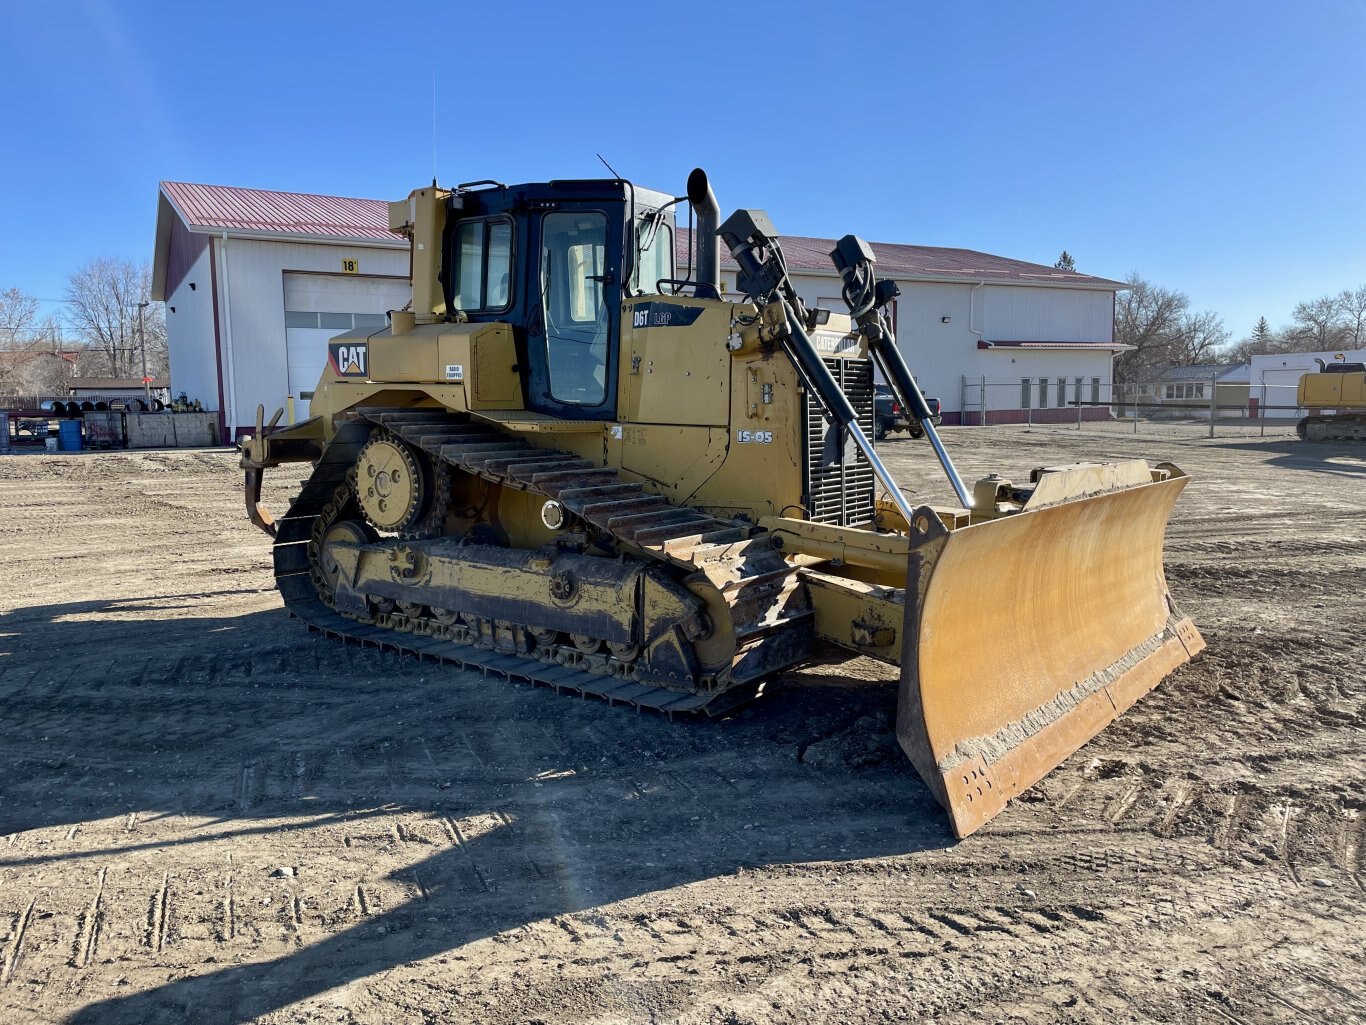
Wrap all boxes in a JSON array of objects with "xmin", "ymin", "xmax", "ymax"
[
  {"xmin": 831, "ymin": 235, "xmax": 972, "ymax": 509},
  {"xmin": 718, "ymin": 210, "xmax": 921, "ymax": 525}
]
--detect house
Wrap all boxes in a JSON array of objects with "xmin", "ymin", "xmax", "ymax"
[
  {"xmin": 1136, "ymin": 363, "xmax": 1251, "ymax": 417},
  {"xmin": 0, "ymin": 348, "xmax": 81, "ymax": 399}
]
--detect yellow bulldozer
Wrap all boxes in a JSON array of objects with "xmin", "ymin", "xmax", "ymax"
[{"xmin": 240, "ymin": 169, "xmax": 1204, "ymax": 837}]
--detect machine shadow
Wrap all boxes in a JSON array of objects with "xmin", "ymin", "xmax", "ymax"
[
  {"xmin": 0, "ymin": 598, "xmax": 953, "ymax": 1025},
  {"xmin": 1217, "ymin": 437, "xmax": 1366, "ymax": 477}
]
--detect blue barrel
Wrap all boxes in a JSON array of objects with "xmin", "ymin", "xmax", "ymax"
[{"xmin": 58, "ymin": 418, "xmax": 82, "ymax": 452}]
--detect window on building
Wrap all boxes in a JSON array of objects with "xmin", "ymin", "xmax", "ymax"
[
  {"xmin": 1021, "ymin": 377, "xmax": 1032, "ymax": 409},
  {"xmin": 1194, "ymin": 383, "xmax": 1205, "ymax": 399},
  {"xmin": 1038, "ymin": 378, "xmax": 1048, "ymax": 407},
  {"xmin": 283, "ymin": 310, "xmax": 388, "ymax": 331},
  {"xmin": 1057, "ymin": 377, "xmax": 1067, "ymax": 408},
  {"xmin": 1091, "ymin": 377, "xmax": 1101, "ymax": 404},
  {"xmin": 1164, "ymin": 384, "xmax": 1175, "ymax": 399}
]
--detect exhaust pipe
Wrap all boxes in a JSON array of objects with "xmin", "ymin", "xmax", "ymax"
[{"xmin": 687, "ymin": 168, "xmax": 720, "ymax": 293}]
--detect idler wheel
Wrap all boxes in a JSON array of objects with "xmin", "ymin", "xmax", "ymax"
[{"xmin": 317, "ymin": 520, "xmax": 375, "ymax": 592}]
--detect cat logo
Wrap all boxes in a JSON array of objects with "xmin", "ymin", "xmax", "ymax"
[{"xmin": 329, "ymin": 342, "xmax": 368, "ymax": 378}]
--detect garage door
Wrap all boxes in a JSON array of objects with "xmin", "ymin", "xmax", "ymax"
[{"xmin": 283, "ymin": 273, "xmax": 409, "ymax": 417}]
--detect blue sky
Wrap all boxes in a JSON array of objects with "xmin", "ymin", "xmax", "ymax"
[{"xmin": 2, "ymin": 0, "xmax": 1363, "ymax": 342}]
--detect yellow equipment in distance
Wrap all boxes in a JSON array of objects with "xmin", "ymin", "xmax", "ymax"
[
  {"xmin": 1296, "ymin": 358, "xmax": 1366, "ymax": 442},
  {"xmin": 240, "ymin": 168, "xmax": 1204, "ymax": 838}
]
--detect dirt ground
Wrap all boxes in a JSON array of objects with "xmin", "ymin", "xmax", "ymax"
[{"xmin": 0, "ymin": 427, "xmax": 1362, "ymax": 1025}]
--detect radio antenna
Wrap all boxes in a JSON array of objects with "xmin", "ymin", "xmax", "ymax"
[
  {"xmin": 431, "ymin": 70, "xmax": 438, "ymax": 186},
  {"xmin": 596, "ymin": 152, "xmax": 622, "ymax": 179}
]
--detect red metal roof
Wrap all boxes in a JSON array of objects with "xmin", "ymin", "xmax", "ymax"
[
  {"xmin": 159, "ymin": 182, "xmax": 402, "ymax": 242},
  {"xmin": 678, "ymin": 229, "xmax": 1125, "ymax": 290},
  {"xmin": 156, "ymin": 180, "xmax": 1123, "ymax": 287}
]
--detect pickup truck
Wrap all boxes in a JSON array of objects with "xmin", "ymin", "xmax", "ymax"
[{"xmin": 874, "ymin": 383, "xmax": 941, "ymax": 441}]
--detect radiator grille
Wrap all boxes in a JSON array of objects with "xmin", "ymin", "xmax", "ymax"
[{"xmin": 802, "ymin": 357, "xmax": 875, "ymax": 526}]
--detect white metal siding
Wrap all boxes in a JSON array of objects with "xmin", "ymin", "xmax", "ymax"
[
  {"xmin": 164, "ymin": 246, "xmax": 218, "ymax": 418},
  {"xmin": 982, "ymin": 285, "xmax": 1113, "ymax": 343},
  {"xmin": 219, "ymin": 237, "xmax": 407, "ymax": 435},
  {"xmin": 892, "ymin": 282, "xmax": 983, "ymax": 414},
  {"xmin": 691, "ymin": 271, "xmax": 1116, "ymax": 418}
]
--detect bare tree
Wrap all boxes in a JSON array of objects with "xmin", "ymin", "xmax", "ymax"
[
  {"xmin": 1171, "ymin": 310, "xmax": 1230, "ymax": 364},
  {"xmin": 64, "ymin": 257, "xmax": 162, "ymax": 379},
  {"xmin": 1113, "ymin": 273, "xmax": 1190, "ymax": 381},
  {"xmin": 0, "ymin": 286, "xmax": 43, "ymax": 394},
  {"xmin": 1338, "ymin": 284, "xmax": 1366, "ymax": 348},
  {"xmin": 138, "ymin": 296, "xmax": 169, "ymax": 379},
  {"xmin": 1288, "ymin": 294, "xmax": 1346, "ymax": 350},
  {"xmin": 0, "ymin": 287, "xmax": 39, "ymax": 346}
]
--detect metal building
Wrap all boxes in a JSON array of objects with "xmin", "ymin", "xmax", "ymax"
[
  {"xmin": 151, "ymin": 183, "xmax": 408, "ymax": 443},
  {"xmin": 704, "ymin": 233, "xmax": 1130, "ymax": 425},
  {"xmin": 151, "ymin": 181, "xmax": 1130, "ymax": 441}
]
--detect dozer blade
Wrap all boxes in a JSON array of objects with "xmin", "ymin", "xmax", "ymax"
[{"xmin": 897, "ymin": 470, "xmax": 1204, "ymax": 838}]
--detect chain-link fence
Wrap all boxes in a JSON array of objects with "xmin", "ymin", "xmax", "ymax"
[{"xmin": 950, "ymin": 374, "xmax": 1307, "ymax": 438}]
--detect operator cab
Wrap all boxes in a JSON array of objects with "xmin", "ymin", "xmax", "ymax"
[{"xmin": 437, "ymin": 179, "xmax": 683, "ymax": 421}]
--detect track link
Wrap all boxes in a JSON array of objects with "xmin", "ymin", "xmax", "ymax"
[{"xmin": 270, "ymin": 410, "xmax": 814, "ymax": 716}]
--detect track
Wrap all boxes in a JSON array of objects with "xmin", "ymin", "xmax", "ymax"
[
  {"xmin": 270, "ymin": 409, "xmax": 813, "ymax": 716},
  {"xmin": 1298, "ymin": 413, "xmax": 1366, "ymax": 442}
]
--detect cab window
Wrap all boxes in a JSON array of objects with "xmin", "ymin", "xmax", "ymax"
[
  {"xmin": 541, "ymin": 211, "xmax": 609, "ymax": 405},
  {"xmin": 452, "ymin": 218, "xmax": 513, "ymax": 311},
  {"xmin": 632, "ymin": 217, "xmax": 674, "ymax": 294}
]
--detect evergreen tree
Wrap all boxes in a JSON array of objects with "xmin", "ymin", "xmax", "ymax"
[
  {"xmin": 1251, "ymin": 316, "xmax": 1271, "ymax": 346},
  {"xmin": 1054, "ymin": 251, "xmax": 1076, "ymax": 271}
]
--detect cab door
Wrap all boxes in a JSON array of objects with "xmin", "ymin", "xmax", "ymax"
[{"xmin": 524, "ymin": 204, "xmax": 623, "ymax": 420}]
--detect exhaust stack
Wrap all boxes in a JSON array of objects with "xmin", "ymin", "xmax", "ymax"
[{"xmin": 687, "ymin": 168, "xmax": 720, "ymax": 293}]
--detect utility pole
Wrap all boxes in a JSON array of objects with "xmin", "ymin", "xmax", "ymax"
[{"xmin": 137, "ymin": 301, "xmax": 152, "ymax": 408}]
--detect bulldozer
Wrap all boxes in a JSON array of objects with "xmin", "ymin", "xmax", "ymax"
[
  {"xmin": 239, "ymin": 169, "xmax": 1204, "ymax": 838},
  {"xmin": 1296, "ymin": 359, "xmax": 1366, "ymax": 441}
]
